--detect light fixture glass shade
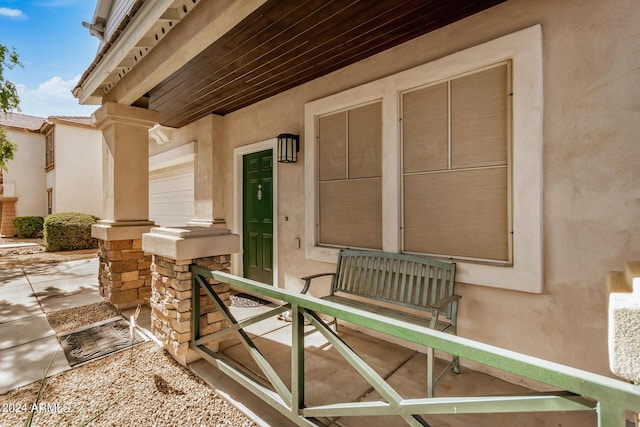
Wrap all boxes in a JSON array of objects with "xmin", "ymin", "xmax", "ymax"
[{"xmin": 277, "ymin": 133, "xmax": 299, "ymax": 163}]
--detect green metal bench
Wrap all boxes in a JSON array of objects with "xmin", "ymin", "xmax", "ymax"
[{"xmin": 301, "ymin": 248, "xmax": 459, "ymax": 397}]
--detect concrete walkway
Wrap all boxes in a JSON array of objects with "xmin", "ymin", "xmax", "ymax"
[{"xmin": 0, "ymin": 258, "xmax": 102, "ymax": 394}]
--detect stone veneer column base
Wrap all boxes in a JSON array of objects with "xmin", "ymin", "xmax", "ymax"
[
  {"xmin": 97, "ymin": 239, "xmax": 152, "ymax": 309},
  {"xmin": 143, "ymin": 226, "xmax": 240, "ymax": 366},
  {"xmin": 92, "ymin": 221, "xmax": 156, "ymax": 309},
  {"xmin": 150, "ymin": 254, "xmax": 231, "ymax": 365}
]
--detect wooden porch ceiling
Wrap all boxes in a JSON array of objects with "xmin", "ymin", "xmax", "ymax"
[{"xmin": 148, "ymin": 0, "xmax": 506, "ymax": 128}]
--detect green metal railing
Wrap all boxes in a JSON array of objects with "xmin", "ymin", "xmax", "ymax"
[{"xmin": 190, "ymin": 266, "xmax": 640, "ymax": 426}]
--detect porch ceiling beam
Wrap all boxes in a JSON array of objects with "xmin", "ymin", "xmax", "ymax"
[
  {"xmin": 104, "ymin": 0, "xmax": 268, "ymax": 107},
  {"xmin": 77, "ymin": 0, "xmax": 175, "ymax": 105}
]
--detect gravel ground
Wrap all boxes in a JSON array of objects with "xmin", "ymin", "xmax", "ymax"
[
  {"xmin": 46, "ymin": 302, "xmax": 121, "ymax": 334},
  {"xmin": 0, "ymin": 342, "xmax": 257, "ymax": 426},
  {"xmin": 0, "ymin": 237, "xmax": 99, "ymax": 269},
  {"xmin": 0, "ymin": 238, "xmax": 258, "ymax": 427}
]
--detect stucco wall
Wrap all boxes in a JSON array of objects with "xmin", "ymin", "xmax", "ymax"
[
  {"xmin": 201, "ymin": 0, "xmax": 640, "ymax": 378},
  {"xmin": 3, "ymin": 129, "xmax": 46, "ymax": 217},
  {"xmin": 52, "ymin": 123, "xmax": 103, "ymax": 217}
]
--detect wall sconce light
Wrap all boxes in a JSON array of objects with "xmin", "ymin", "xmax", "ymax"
[{"xmin": 277, "ymin": 133, "xmax": 300, "ymax": 163}]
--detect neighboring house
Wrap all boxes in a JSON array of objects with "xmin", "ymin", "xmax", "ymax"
[
  {"xmin": 44, "ymin": 116, "xmax": 103, "ymax": 217},
  {"xmin": 73, "ymin": 0, "xmax": 639, "ymax": 386},
  {"xmin": 0, "ymin": 113, "xmax": 102, "ymax": 236},
  {"xmin": 0, "ymin": 114, "xmax": 46, "ymax": 236}
]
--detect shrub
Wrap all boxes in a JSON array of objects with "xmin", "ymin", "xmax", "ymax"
[
  {"xmin": 12, "ymin": 216, "xmax": 44, "ymax": 238},
  {"xmin": 43, "ymin": 212, "xmax": 99, "ymax": 252}
]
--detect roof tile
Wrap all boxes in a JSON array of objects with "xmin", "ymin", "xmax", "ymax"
[{"xmin": 0, "ymin": 112, "xmax": 46, "ymax": 131}]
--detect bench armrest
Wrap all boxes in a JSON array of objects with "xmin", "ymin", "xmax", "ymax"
[
  {"xmin": 430, "ymin": 294, "xmax": 461, "ymax": 310},
  {"xmin": 429, "ymin": 294, "xmax": 461, "ymax": 329},
  {"xmin": 300, "ymin": 272, "xmax": 336, "ymax": 294}
]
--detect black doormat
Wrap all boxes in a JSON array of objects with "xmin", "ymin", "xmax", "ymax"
[
  {"xmin": 230, "ymin": 293, "xmax": 270, "ymax": 307},
  {"xmin": 59, "ymin": 318, "xmax": 145, "ymax": 367}
]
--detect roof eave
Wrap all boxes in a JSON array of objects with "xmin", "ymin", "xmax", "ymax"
[{"xmin": 74, "ymin": 0, "xmax": 175, "ymax": 105}]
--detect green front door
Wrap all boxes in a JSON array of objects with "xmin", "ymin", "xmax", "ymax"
[{"xmin": 243, "ymin": 150, "xmax": 273, "ymax": 285}]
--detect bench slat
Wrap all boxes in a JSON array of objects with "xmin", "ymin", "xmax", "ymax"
[
  {"xmin": 330, "ymin": 249, "xmax": 456, "ymax": 320},
  {"xmin": 342, "ymin": 254, "xmax": 354, "ymax": 293},
  {"xmin": 370, "ymin": 256, "xmax": 380, "ymax": 297},
  {"xmin": 363, "ymin": 255, "xmax": 374, "ymax": 295},
  {"xmin": 418, "ymin": 264, "xmax": 427, "ymax": 307},
  {"xmin": 404, "ymin": 260, "xmax": 412, "ymax": 303},
  {"xmin": 430, "ymin": 266, "xmax": 439, "ymax": 308},
  {"xmin": 324, "ymin": 295, "xmax": 454, "ymax": 333}
]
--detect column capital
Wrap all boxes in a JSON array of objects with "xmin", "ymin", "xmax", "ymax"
[
  {"xmin": 186, "ymin": 218, "xmax": 227, "ymax": 228},
  {"xmin": 92, "ymin": 220, "xmax": 156, "ymax": 241},
  {"xmin": 92, "ymin": 102, "xmax": 159, "ymax": 130},
  {"xmin": 142, "ymin": 226, "xmax": 239, "ymax": 260}
]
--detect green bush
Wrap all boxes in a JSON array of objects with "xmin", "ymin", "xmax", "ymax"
[
  {"xmin": 43, "ymin": 212, "xmax": 99, "ymax": 252},
  {"xmin": 12, "ymin": 216, "xmax": 44, "ymax": 238}
]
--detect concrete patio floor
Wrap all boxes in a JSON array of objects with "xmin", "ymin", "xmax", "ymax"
[
  {"xmin": 189, "ymin": 302, "xmax": 600, "ymax": 427},
  {"xmin": 0, "ymin": 258, "xmax": 103, "ymax": 394}
]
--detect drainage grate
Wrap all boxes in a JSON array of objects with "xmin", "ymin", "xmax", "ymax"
[{"xmin": 59, "ymin": 318, "xmax": 145, "ymax": 367}]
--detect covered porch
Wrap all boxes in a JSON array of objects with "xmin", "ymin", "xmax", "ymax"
[
  {"xmin": 72, "ymin": 0, "xmax": 640, "ymax": 425},
  {"xmin": 192, "ymin": 310, "xmax": 599, "ymax": 427},
  {"xmin": 181, "ymin": 266, "xmax": 637, "ymax": 427}
]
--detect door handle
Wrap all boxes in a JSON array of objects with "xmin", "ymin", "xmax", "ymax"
[{"xmin": 257, "ymin": 184, "xmax": 263, "ymax": 201}]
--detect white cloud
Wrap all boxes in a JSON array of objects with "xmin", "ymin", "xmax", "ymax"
[
  {"xmin": 0, "ymin": 7, "xmax": 24, "ymax": 18},
  {"xmin": 16, "ymin": 75, "xmax": 98, "ymax": 118}
]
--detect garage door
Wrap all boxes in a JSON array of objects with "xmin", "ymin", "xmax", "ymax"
[{"xmin": 149, "ymin": 172, "xmax": 194, "ymax": 227}]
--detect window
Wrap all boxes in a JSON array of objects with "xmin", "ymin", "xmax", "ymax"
[
  {"xmin": 402, "ymin": 63, "xmax": 511, "ymax": 263},
  {"xmin": 305, "ymin": 25, "xmax": 542, "ymax": 292},
  {"xmin": 318, "ymin": 102, "xmax": 382, "ymax": 249},
  {"xmin": 47, "ymin": 188, "xmax": 53, "ymax": 214},
  {"xmin": 45, "ymin": 130, "xmax": 55, "ymax": 171}
]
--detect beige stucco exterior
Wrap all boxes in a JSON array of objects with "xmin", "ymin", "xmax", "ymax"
[
  {"xmin": 2, "ymin": 128, "xmax": 47, "ymax": 217},
  {"xmin": 1, "ymin": 116, "xmax": 103, "ymax": 222},
  {"xmin": 47, "ymin": 119, "xmax": 103, "ymax": 217},
  {"xmin": 75, "ymin": 0, "xmax": 640, "ymax": 383},
  {"xmin": 147, "ymin": 0, "xmax": 639, "ymax": 378}
]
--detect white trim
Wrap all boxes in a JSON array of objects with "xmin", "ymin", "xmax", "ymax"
[
  {"xmin": 233, "ymin": 139, "xmax": 279, "ymax": 288},
  {"xmin": 149, "ymin": 124, "xmax": 176, "ymax": 145},
  {"xmin": 305, "ymin": 25, "xmax": 543, "ymax": 293},
  {"xmin": 149, "ymin": 142, "xmax": 195, "ymax": 171},
  {"xmin": 78, "ymin": 0, "xmax": 175, "ymax": 104}
]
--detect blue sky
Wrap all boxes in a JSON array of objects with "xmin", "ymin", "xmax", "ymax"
[{"xmin": 0, "ymin": 0, "xmax": 100, "ymax": 118}]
